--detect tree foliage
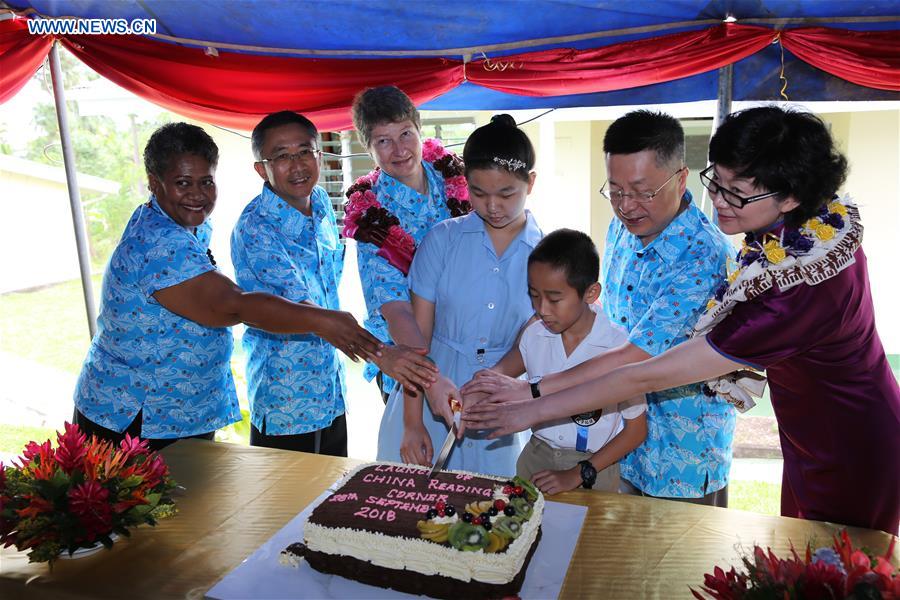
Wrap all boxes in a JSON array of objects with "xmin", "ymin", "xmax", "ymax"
[{"xmin": 24, "ymin": 50, "xmax": 172, "ymax": 267}]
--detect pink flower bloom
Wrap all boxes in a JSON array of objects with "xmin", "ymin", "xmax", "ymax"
[
  {"xmin": 421, "ymin": 138, "xmax": 447, "ymax": 163},
  {"xmin": 140, "ymin": 455, "xmax": 169, "ymax": 489},
  {"xmin": 55, "ymin": 422, "xmax": 88, "ymax": 474},
  {"xmin": 343, "ymin": 190, "xmax": 382, "ymax": 238},
  {"xmin": 19, "ymin": 440, "xmax": 56, "ymax": 480},
  {"xmin": 850, "ymin": 550, "xmax": 872, "ymax": 570},
  {"xmin": 359, "ymin": 169, "xmax": 381, "ymax": 187},
  {"xmin": 118, "ymin": 433, "xmax": 150, "ymax": 460},
  {"xmin": 19, "ymin": 440, "xmax": 52, "ymax": 467},
  {"xmin": 68, "ymin": 480, "xmax": 112, "ymax": 541},
  {"xmin": 445, "ymin": 176, "xmax": 469, "ymax": 201},
  {"xmin": 344, "ymin": 190, "xmax": 380, "ymax": 219},
  {"xmin": 802, "ymin": 560, "xmax": 845, "ymax": 598}
]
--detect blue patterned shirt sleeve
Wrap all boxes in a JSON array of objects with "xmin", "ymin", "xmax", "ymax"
[
  {"xmin": 136, "ymin": 218, "xmax": 215, "ymax": 298},
  {"xmin": 354, "ymin": 162, "xmax": 452, "ymax": 381},
  {"xmin": 357, "ymin": 239, "xmax": 409, "ymax": 321},
  {"xmin": 74, "ymin": 197, "xmax": 240, "ymax": 439}
]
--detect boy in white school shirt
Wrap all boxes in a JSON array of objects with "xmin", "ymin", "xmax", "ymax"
[{"xmin": 496, "ymin": 229, "xmax": 647, "ymax": 494}]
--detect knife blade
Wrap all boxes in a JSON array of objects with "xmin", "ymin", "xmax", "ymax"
[{"xmin": 428, "ymin": 411, "xmax": 461, "ymax": 479}]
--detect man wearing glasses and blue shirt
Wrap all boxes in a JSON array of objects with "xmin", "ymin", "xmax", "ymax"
[
  {"xmin": 597, "ymin": 110, "xmax": 735, "ymax": 505},
  {"xmin": 465, "ymin": 110, "xmax": 735, "ymax": 505},
  {"xmin": 231, "ymin": 111, "xmax": 351, "ymax": 455}
]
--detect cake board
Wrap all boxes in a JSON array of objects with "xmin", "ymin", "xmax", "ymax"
[{"xmin": 206, "ymin": 482, "xmax": 587, "ymax": 600}]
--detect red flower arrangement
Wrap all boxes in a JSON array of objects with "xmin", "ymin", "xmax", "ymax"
[
  {"xmin": 0, "ymin": 423, "xmax": 176, "ymax": 563},
  {"xmin": 342, "ymin": 137, "xmax": 470, "ymax": 276},
  {"xmin": 692, "ymin": 530, "xmax": 899, "ymax": 599}
]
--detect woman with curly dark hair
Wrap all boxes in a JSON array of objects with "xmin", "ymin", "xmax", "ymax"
[
  {"xmin": 74, "ymin": 122, "xmax": 381, "ymax": 450},
  {"xmin": 465, "ymin": 106, "xmax": 900, "ymax": 533}
]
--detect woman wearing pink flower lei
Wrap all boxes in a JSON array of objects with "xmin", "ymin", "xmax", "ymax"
[
  {"xmin": 345, "ymin": 85, "xmax": 470, "ymax": 409},
  {"xmin": 465, "ymin": 106, "xmax": 899, "ymax": 534}
]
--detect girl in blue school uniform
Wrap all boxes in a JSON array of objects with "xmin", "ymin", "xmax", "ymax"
[{"xmin": 377, "ymin": 115, "xmax": 542, "ymax": 477}]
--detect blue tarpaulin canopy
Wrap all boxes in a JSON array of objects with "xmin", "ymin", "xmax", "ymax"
[{"xmin": 9, "ymin": 0, "xmax": 900, "ymax": 109}]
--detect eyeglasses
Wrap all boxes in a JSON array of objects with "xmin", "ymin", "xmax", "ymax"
[
  {"xmin": 259, "ymin": 148, "xmax": 320, "ymax": 167},
  {"xmin": 600, "ymin": 167, "xmax": 684, "ymax": 204},
  {"xmin": 699, "ymin": 165, "xmax": 782, "ymax": 208}
]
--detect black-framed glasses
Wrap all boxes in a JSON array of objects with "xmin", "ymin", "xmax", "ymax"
[
  {"xmin": 259, "ymin": 148, "xmax": 320, "ymax": 167},
  {"xmin": 600, "ymin": 167, "xmax": 685, "ymax": 204},
  {"xmin": 699, "ymin": 165, "xmax": 782, "ymax": 208}
]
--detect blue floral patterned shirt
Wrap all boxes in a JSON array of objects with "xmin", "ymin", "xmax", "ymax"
[
  {"xmin": 601, "ymin": 192, "xmax": 736, "ymax": 498},
  {"xmin": 231, "ymin": 185, "xmax": 346, "ymax": 435},
  {"xmin": 74, "ymin": 196, "xmax": 240, "ymax": 439},
  {"xmin": 356, "ymin": 161, "xmax": 453, "ymax": 383}
]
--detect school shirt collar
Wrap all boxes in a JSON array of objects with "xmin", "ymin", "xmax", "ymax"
[
  {"xmin": 533, "ymin": 303, "xmax": 623, "ymax": 349},
  {"xmin": 459, "ymin": 209, "xmax": 542, "ymax": 250}
]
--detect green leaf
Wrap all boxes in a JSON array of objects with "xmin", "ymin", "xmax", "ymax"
[
  {"xmin": 49, "ymin": 469, "xmax": 71, "ymax": 491},
  {"xmin": 118, "ymin": 475, "xmax": 144, "ymax": 489}
]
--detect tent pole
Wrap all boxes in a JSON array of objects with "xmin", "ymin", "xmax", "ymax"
[
  {"xmin": 702, "ymin": 64, "xmax": 734, "ymax": 217},
  {"xmin": 49, "ymin": 42, "xmax": 97, "ymax": 340},
  {"xmin": 714, "ymin": 64, "xmax": 734, "ymax": 132}
]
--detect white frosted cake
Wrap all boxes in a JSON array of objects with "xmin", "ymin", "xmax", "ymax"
[{"xmin": 283, "ymin": 462, "xmax": 544, "ymax": 599}]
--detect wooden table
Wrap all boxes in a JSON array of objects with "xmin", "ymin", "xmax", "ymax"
[{"xmin": 1, "ymin": 440, "xmax": 897, "ymax": 599}]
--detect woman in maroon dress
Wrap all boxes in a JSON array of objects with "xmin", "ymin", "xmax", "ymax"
[{"xmin": 464, "ymin": 106, "xmax": 900, "ymax": 534}]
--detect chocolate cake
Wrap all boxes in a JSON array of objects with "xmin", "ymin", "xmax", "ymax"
[{"xmin": 293, "ymin": 462, "xmax": 544, "ymax": 599}]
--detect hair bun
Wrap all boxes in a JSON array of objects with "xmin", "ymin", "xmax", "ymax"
[{"xmin": 490, "ymin": 114, "xmax": 518, "ymax": 128}]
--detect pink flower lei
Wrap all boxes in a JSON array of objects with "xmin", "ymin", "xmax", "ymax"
[{"xmin": 341, "ymin": 138, "xmax": 470, "ymax": 276}]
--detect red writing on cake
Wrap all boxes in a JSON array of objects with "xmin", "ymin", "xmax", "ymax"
[
  {"xmin": 386, "ymin": 489, "xmax": 449, "ymax": 503},
  {"xmin": 426, "ymin": 479, "xmax": 492, "ymax": 497},
  {"xmin": 373, "ymin": 464, "xmax": 424, "ymax": 475},
  {"xmin": 353, "ymin": 506, "xmax": 397, "ymax": 522},
  {"xmin": 362, "ymin": 473, "xmax": 416, "ymax": 488},
  {"xmin": 365, "ymin": 495, "xmax": 431, "ymax": 514},
  {"xmin": 327, "ymin": 492, "xmax": 359, "ymax": 503}
]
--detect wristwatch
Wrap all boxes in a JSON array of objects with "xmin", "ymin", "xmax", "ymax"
[
  {"xmin": 578, "ymin": 460, "xmax": 597, "ymax": 489},
  {"xmin": 528, "ymin": 376, "xmax": 542, "ymax": 399}
]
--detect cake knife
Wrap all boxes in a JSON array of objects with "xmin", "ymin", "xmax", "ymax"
[{"xmin": 428, "ymin": 410, "xmax": 461, "ymax": 479}]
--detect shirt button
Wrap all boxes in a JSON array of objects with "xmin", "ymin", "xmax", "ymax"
[
  {"xmin": 487, "ymin": 302, "xmax": 495, "ymax": 309},
  {"xmin": 492, "ymin": 267, "xmax": 500, "ymax": 273},
  {"xmin": 621, "ymin": 317, "xmax": 627, "ymax": 323},
  {"xmin": 467, "ymin": 442, "xmax": 473, "ymax": 448},
  {"xmin": 627, "ymin": 285, "xmax": 633, "ymax": 291}
]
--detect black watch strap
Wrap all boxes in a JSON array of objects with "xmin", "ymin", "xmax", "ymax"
[
  {"xmin": 578, "ymin": 460, "xmax": 597, "ymax": 489},
  {"xmin": 529, "ymin": 377, "xmax": 542, "ymax": 399}
]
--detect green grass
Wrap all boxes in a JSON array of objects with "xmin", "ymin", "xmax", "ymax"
[
  {"xmin": 0, "ymin": 276, "xmax": 102, "ymax": 374},
  {"xmin": 729, "ymin": 480, "xmax": 781, "ymax": 516},
  {"xmin": 0, "ymin": 423, "xmax": 58, "ymax": 456}
]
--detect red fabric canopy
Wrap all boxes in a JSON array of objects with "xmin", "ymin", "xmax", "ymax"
[
  {"xmin": 468, "ymin": 24, "xmax": 775, "ymax": 96},
  {"xmin": 1, "ymin": 17, "xmax": 897, "ymax": 130},
  {"xmin": 0, "ymin": 18, "xmax": 53, "ymax": 104},
  {"xmin": 59, "ymin": 34, "xmax": 463, "ymax": 132},
  {"xmin": 781, "ymin": 27, "xmax": 900, "ymax": 92}
]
